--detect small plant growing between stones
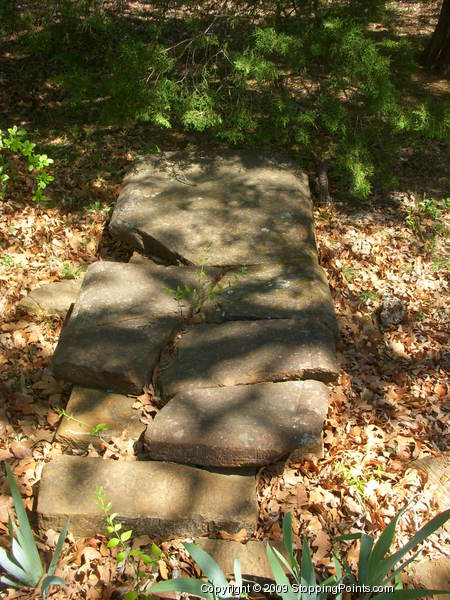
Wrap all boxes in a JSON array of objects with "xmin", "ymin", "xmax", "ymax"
[
  {"xmin": 95, "ymin": 487, "xmax": 164, "ymax": 599},
  {"xmin": 0, "ymin": 126, "xmax": 54, "ymax": 203},
  {"xmin": 54, "ymin": 407, "xmax": 109, "ymax": 437},
  {"xmin": 0, "ymin": 463, "xmax": 69, "ymax": 598},
  {"xmin": 165, "ymin": 243, "xmax": 247, "ymax": 316}
]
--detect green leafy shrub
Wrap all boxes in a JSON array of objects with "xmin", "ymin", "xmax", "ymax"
[
  {"xmin": 0, "ymin": 126, "xmax": 54, "ymax": 203},
  {"xmin": 0, "ymin": 463, "xmax": 69, "ymax": 598}
]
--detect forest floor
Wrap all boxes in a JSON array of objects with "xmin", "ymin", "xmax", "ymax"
[{"xmin": 0, "ymin": 0, "xmax": 449, "ymax": 598}]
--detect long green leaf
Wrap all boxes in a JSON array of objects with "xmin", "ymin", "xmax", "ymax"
[
  {"xmin": 5, "ymin": 463, "xmax": 43, "ymax": 581},
  {"xmin": 368, "ymin": 506, "xmax": 407, "ymax": 577},
  {"xmin": 358, "ymin": 533, "xmax": 374, "ymax": 585},
  {"xmin": 300, "ymin": 537, "xmax": 316, "ymax": 590},
  {"xmin": 0, "ymin": 547, "xmax": 31, "ymax": 585},
  {"xmin": 371, "ymin": 509, "xmax": 450, "ymax": 586},
  {"xmin": 272, "ymin": 546, "xmax": 296, "ymax": 579},
  {"xmin": 234, "ymin": 557, "xmax": 242, "ymax": 591},
  {"xmin": 184, "ymin": 543, "xmax": 229, "ymax": 590},
  {"xmin": 374, "ymin": 589, "xmax": 450, "ymax": 600},
  {"xmin": 282, "ymin": 513, "xmax": 301, "ymax": 579},
  {"xmin": 150, "ymin": 577, "xmax": 214, "ymax": 599},
  {"xmin": 41, "ymin": 575, "xmax": 66, "ymax": 600},
  {"xmin": 266, "ymin": 544, "xmax": 297, "ymax": 600},
  {"xmin": 47, "ymin": 518, "xmax": 70, "ymax": 577},
  {"xmin": 0, "ymin": 574, "xmax": 23, "ymax": 589},
  {"xmin": 332, "ymin": 553, "xmax": 343, "ymax": 600}
]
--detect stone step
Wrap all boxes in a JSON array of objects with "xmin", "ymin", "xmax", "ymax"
[
  {"xmin": 52, "ymin": 261, "xmax": 219, "ymax": 394},
  {"xmin": 203, "ymin": 261, "xmax": 338, "ymax": 337},
  {"xmin": 145, "ymin": 380, "xmax": 328, "ymax": 467},
  {"xmin": 109, "ymin": 151, "xmax": 315, "ymax": 266},
  {"xmin": 19, "ymin": 276, "xmax": 84, "ymax": 317},
  {"xmin": 56, "ymin": 387, "xmax": 145, "ymax": 449},
  {"xmin": 159, "ymin": 320, "xmax": 338, "ymax": 399},
  {"xmin": 37, "ymin": 455, "xmax": 257, "ymax": 538}
]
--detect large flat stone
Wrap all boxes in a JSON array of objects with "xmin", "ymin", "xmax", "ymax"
[
  {"xmin": 145, "ymin": 380, "xmax": 328, "ymax": 467},
  {"xmin": 109, "ymin": 151, "xmax": 315, "ymax": 266},
  {"xmin": 159, "ymin": 320, "xmax": 338, "ymax": 398},
  {"xmin": 52, "ymin": 261, "xmax": 218, "ymax": 394},
  {"xmin": 56, "ymin": 387, "xmax": 145, "ymax": 449},
  {"xmin": 203, "ymin": 262, "xmax": 338, "ymax": 336},
  {"xmin": 37, "ymin": 455, "xmax": 257, "ymax": 538},
  {"xmin": 19, "ymin": 277, "xmax": 84, "ymax": 317}
]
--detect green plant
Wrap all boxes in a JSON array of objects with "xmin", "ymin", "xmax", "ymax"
[
  {"xmin": 0, "ymin": 126, "xmax": 54, "ymax": 203},
  {"xmin": 0, "ymin": 463, "xmax": 69, "ymax": 598},
  {"xmin": 151, "ymin": 541, "xmax": 247, "ymax": 599},
  {"xmin": 165, "ymin": 244, "xmax": 247, "ymax": 316},
  {"xmin": 149, "ymin": 508, "xmax": 450, "ymax": 599},
  {"xmin": 96, "ymin": 487, "xmax": 163, "ymax": 599},
  {"xmin": 335, "ymin": 505, "xmax": 450, "ymax": 599},
  {"xmin": 54, "ymin": 407, "xmax": 108, "ymax": 436},
  {"xmin": 336, "ymin": 462, "xmax": 372, "ymax": 498},
  {"xmin": 342, "ymin": 267, "xmax": 357, "ymax": 282},
  {"xmin": 60, "ymin": 263, "xmax": 84, "ymax": 278},
  {"xmin": 359, "ymin": 290, "xmax": 379, "ymax": 306}
]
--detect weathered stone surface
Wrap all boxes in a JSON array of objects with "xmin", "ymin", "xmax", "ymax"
[
  {"xmin": 56, "ymin": 387, "xmax": 145, "ymax": 449},
  {"xmin": 203, "ymin": 261, "xmax": 338, "ymax": 336},
  {"xmin": 196, "ymin": 539, "xmax": 288, "ymax": 580},
  {"xmin": 159, "ymin": 320, "xmax": 338, "ymax": 398},
  {"xmin": 109, "ymin": 151, "xmax": 315, "ymax": 266},
  {"xmin": 37, "ymin": 455, "xmax": 257, "ymax": 538},
  {"xmin": 409, "ymin": 456, "xmax": 450, "ymax": 514},
  {"xmin": 53, "ymin": 261, "xmax": 218, "ymax": 394},
  {"xmin": 146, "ymin": 380, "xmax": 328, "ymax": 467},
  {"xmin": 409, "ymin": 558, "xmax": 450, "ymax": 598},
  {"xmin": 19, "ymin": 277, "xmax": 84, "ymax": 317}
]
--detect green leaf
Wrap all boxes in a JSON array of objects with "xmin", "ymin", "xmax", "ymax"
[
  {"xmin": 151, "ymin": 542, "xmax": 162, "ymax": 558},
  {"xmin": 150, "ymin": 577, "xmax": 214, "ymax": 599},
  {"xmin": 0, "ymin": 547, "xmax": 31, "ymax": 585},
  {"xmin": 116, "ymin": 551, "xmax": 127, "ymax": 563},
  {"xmin": 4, "ymin": 463, "xmax": 43, "ymax": 585},
  {"xmin": 41, "ymin": 575, "xmax": 66, "ymax": 599},
  {"xmin": 332, "ymin": 554, "xmax": 343, "ymax": 600},
  {"xmin": 120, "ymin": 530, "xmax": 132, "ymax": 542},
  {"xmin": 234, "ymin": 557, "xmax": 242, "ymax": 590},
  {"xmin": 271, "ymin": 546, "xmax": 295, "ymax": 579},
  {"xmin": 107, "ymin": 538, "xmax": 120, "ymax": 549},
  {"xmin": 124, "ymin": 592, "xmax": 139, "ymax": 600},
  {"xmin": 368, "ymin": 506, "xmax": 406, "ymax": 577},
  {"xmin": 266, "ymin": 544, "xmax": 297, "ymax": 600},
  {"xmin": 357, "ymin": 533, "xmax": 374, "ymax": 585},
  {"xmin": 184, "ymin": 543, "xmax": 228, "ymax": 589},
  {"xmin": 371, "ymin": 509, "xmax": 450, "ymax": 586},
  {"xmin": 374, "ymin": 590, "xmax": 450, "ymax": 600},
  {"xmin": 47, "ymin": 518, "xmax": 70, "ymax": 577},
  {"xmin": 300, "ymin": 537, "xmax": 317, "ymax": 599}
]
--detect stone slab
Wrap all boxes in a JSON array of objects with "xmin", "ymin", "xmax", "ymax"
[
  {"xmin": 146, "ymin": 380, "xmax": 328, "ymax": 467},
  {"xmin": 159, "ymin": 320, "xmax": 338, "ymax": 398},
  {"xmin": 196, "ymin": 539, "xmax": 288, "ymax": 581},
  {"xmin": 52, "ymin": 261, "xmax": 219, "ymax": 394},
  {"xmin": 203, "ymin": 262, "xmax": 338, "ymax": 336},
  {"xmin": 19, "ymin": 277, "xmax": 84, "ymax": 317},
  {"xmin": 109, "ymin": 151, "xmax": 315, "ymax": 266},
  {"xmin": 409, "ymin": 558, "xmax": 450, "ymax": 598},
  {"xmin": 56, "ymin": 387, "xmax": 145, "ymax": 449},
  {"xmin": 37, "ymin": 455, "xmax": 257, "ymax": 538}
]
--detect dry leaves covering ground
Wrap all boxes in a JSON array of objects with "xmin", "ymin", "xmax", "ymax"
[{"xmin": 0, "ymin": 181, "xmax": 448, "ymax": 598}]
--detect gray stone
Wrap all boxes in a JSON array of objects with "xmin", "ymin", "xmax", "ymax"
[
  {"xmin": 146, "ymin": 380, "xmax": 328, "ymax": 467},
  {"xmin": 37, "ymin": 455, "xmax": 257, "ymax": 538},
  {"xmin": 159, "ymin": 320, "xmax": 338, "ymax": 398},
  {"xmin": 196, "ymin": 539, "xmax": 288, "ymax": 580},
  {"xmin": 379, "ymin": 295, "xmax": 405, "ymax": 327},
  {"xmin": 409, "ymin": 558, "xmax": 450, "ymax": 598},
  {"xmin": 203, "ymin": 262, "xmax": 338, "ymax": 337},
  {"xmin": 56, "ymin": 387, "xmax": 146, "ymax": 449},
  {"xmin": 53, "ymin": 261, "xmax": 219, "ymax": 394},
  {"xmin": 109, "ymin": 151, "xmax": 315, "ymax": 266},
  {"xmin": 19, "ymin": 277, "xmax": 84, "ymax": 317}
]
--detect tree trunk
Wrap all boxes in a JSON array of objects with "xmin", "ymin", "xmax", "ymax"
[{"xmin": 422, "ymin": 0, "xmax": 450, "ymax": 72}]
